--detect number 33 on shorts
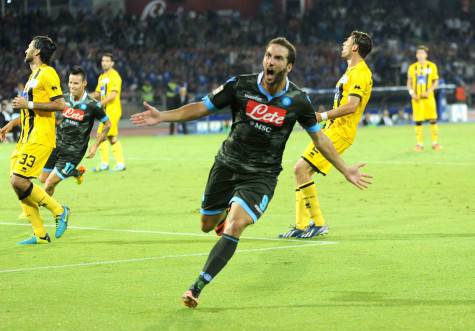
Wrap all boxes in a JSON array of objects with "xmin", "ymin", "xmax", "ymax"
[{"xmin": 10, "ymin": 143, "xmax": 53, "ymax": 178}]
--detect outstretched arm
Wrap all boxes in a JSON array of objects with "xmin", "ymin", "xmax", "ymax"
[
  {"xmin": 130, "ymin": 101, "xmax": 211, "ymax": 126},
  {"xmin": 309, "ymin": 130, "xmax": 372, "ymax": 189}
]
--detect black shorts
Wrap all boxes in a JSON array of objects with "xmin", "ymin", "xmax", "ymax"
[
  {"xmin": 200, "ymin": 161, "xmax": 278, "ymax": 223},
  {"xmin": 43, "ymin": 148, "xmax": 84, "ymax": 180}
]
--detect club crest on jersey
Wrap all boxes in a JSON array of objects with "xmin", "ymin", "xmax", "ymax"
[
  {"xmin": 62, "ymin": 108, "xmax": 85, "ymax": 121},
  {"xmin": 281, "ymin": 96, "xmax": 292, "ymax": 107},
  {"xmin": 245, "ymin": 100, "xmax": 287, "ymax": 126}
]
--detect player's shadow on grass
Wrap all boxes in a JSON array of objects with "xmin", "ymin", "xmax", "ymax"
[
  {"xmin": 194, "ymin": 292, "xmax": 475, "ymax": 312},
  {"xmin": 327, "ymin": 290, "xmax": 475, "ymax": 306}
]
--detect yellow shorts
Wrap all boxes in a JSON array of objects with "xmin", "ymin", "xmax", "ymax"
[
  {"xmin": 10, "ymin": 143, "xmax": 53, "ymax": 179},
  {"xmin": 98, "ymin": 109, "xmax": 121, "ymax": 136},
  {"xmin": 301, "ymin": 128, "xmax": 352, "ymax": 175},
  {"xmin": 412, "ymin": 97, "xmax": 437, "ymax": 122}
]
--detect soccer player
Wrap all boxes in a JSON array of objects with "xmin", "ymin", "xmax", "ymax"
[
  {"xmin": 279, "ymin": 31, "xmax": 373, "ymax": 239},
  {"xmin": 131, "ymin": 37, "xmax": 372, "ymax": 308},
  {"xmin": 407, "ymin": 45, "xmax": 441, "ymax": 151},
  {"xmin": 91, "ymin": 53, "xmax": 125, "ymax": 171},
  {"xmin": 0, "ymin": 36, "xmax": 70, "ymax": 244},
  {"xmin": 39, "ymin": 66, "xmax": 111, "ymax": 196}
]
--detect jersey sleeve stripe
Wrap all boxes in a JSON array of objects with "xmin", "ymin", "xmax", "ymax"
[
  {"xmin": 100, "ymin": 115, "xmax": 109, "ymax": 123},
  {"xmin": 305, "ymin": 123, "xmax": 321, "ymax": 133},
  {"xmin": 202, "ymin": 95, "xmax": 218, "ymax": 112},
  {"xmin": 50, "ymin": 95, "xmax": 64, "ymax": 101},
  {"xmin": 348, "ymin": 93, "xmax": 362, "ymax": 99}
]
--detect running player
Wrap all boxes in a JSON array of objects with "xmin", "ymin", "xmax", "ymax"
[
  {"xmin": 131, "ymin": 37, "xmax": 372, "ymax": 308},
  {"xmin": 279, "ymin": 31, "xmax": 373, "ymax": 239},
  {"xmin": 92, "ymin": 53, "xmax": 125, "ymax": 171},
  {"xmin": 39, "ymin": 66, "xmax": 111, "ymax": 195},
  {"xmin": 407, "ymin": 45, "xmax": 441, "ymax": 151},
  {"xmin": 0, "ymin": 36, "xmax": 70, "ymax": 244}
]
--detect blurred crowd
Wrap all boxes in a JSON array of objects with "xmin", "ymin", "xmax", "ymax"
[{"xmin": 0, "ymin": 0, "xmax": 474, "ymax": 107}]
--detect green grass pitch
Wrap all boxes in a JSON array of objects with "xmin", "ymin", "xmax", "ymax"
[{"xmin": 0, "ymin": 123, "xmax": 474, "ymax": 331}]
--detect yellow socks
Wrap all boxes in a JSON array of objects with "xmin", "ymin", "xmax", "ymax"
[
  {"xmin": 111, "ymin": 140, "xmax": 125, "ymax": 165},
  {"xmin": 298, "ymin": 181, "xmax": 325, "ymax": 226},
  {"xmin": 99, "ymin": 141, "xmax": 110, "ymax": 165},
  {"xmin": 20, "ymin": 199, "xmax": 46, "ymax": 238},
  {"xmin": 415, "ymin": 125, "xmax": 424, "ymax": 146},
  {"xmin": 430, "ymin": 123, "xmax": 439, "ymax": 145},
  {"xmin": 28, "ymin": 184, "xmax": 63, "ymax": 217},
  {"xmin": 295, "ymin": 189, "xmax": 310, "ymax": 230}
]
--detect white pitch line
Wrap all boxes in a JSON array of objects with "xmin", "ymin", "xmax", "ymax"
[
  {"xmin": 0, "ymin": 241, "xmax": 334, "ymax": 274},
  {"xmin": 0, "ymin": 221, "xmax": 336, "ymax": 244}
]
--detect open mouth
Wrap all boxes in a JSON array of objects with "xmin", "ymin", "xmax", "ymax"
[{"xmin": 265, "ymin": 68, "xmax": 275, "ymax": 79}]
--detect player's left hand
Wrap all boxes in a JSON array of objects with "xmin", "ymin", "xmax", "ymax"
[
  {"xmin": 12, "ymin": 97, "xmax": 28, "ymax": 109},
  {"xmin": 130, "ymin": 102, "xmax": 162, "ymax": 126},
  {"xmin": 344, "ymin": 163, "xmax": 373, "ymax": 190}
]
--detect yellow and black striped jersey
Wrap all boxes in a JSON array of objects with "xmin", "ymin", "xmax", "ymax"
[
  {"xmin": 330, "ymin": 60, "xmax": 373, "ymax": 143},
  {"xmin": 95, "ymin": 68, "xmax": 122, "ymax": 113},
  {"xmin": 19, "ymin": 63, "xmax": 63, "ymax": 147},
  {"xmin": 407, "ymin": 61, "xmax": 439, "ymax": 98}
]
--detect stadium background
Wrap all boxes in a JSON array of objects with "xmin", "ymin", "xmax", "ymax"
[
  {"xmin": 1, "ymin": 0, "xmax": 474, "ymax": 134},
  {"xmin": 1, "ymin": 1, "xmax": 474, "ymax": 330}
]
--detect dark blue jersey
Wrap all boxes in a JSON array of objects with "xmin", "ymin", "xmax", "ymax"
[
  {"xmin": 57, "ymin": 92, "xmax": 108, "ymax": 155},
  {"xmin": 203, "ymin": 73, "xmax": 320, "ymax": 174}
]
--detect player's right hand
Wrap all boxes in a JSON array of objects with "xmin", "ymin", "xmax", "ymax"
[
  {"xmin": 344, "ymin": 163, "xmax": 373, "ymax": 190},
  {"xmin": 130, "ymin": 101, "xmax": 162, "ymax": 126}
]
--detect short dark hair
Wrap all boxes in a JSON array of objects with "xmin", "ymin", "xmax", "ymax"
[
  {"xmin": 351, "ymin": 31, "xmax": 372, "ymax": 58},
  {"xmin": 417, "ymin": 45, "xmax": 429, "ymax": 53},
  {"xmin": 69, "ymin": 66, "xmax": 87, "ymax": 81},
  {"xmin": 266, "ymin": 37, "xmax": 296, "ymax": 65},
  {"xmin": 102, "ymin": 53, "xmax": 114, "ymax": 61},
  {"xmin": 32, "ymin": 36, "xmax": 57, "ymax": 64}
]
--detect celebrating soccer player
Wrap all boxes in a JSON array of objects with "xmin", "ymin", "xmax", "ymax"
[
  {"xmin": 0, "ymin": 36, "xmax": 70, "ymax": 244},
  {"xmin": 91, "ymin": 53, "xmax": 126, "ymax": 171},
  {"xmin": 407, "ymin": 45, "xmax": 441, "ymax": 151},
  {"xmin": 131, "ymin": 37, "xmax": 372, "ymax": 308},
  {"xmin": 38, "ymin": 66, "xmax": 111, "ymax": 196},
  {"xmin": 279, "ymin": 31, "xmax": 373, "ymax": 239}
]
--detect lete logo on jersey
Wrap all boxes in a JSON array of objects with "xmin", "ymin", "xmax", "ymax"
[
  {"xmin": 62, "ymin": 108, "xmax": 85, "ymax": 121},
  {"xmin": 245, "ymin": 100, "xmax": 287, "ymax": 126}
]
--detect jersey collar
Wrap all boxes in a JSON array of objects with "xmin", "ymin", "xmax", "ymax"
[
  {"xmin": 69, "ymin": 91, "xmax": 88, "ymax": 107},
  {"xmin": 347, "ymin": 59, "xmax": 366, "ymax": 73},
  {"xmin": 257, "ymin": 72, "xmax": 289, "ymax": 102}
]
